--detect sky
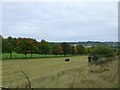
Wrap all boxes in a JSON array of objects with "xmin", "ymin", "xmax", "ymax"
[{"xmin": 2, "ymin": 2, "xmax": 118, "ymax": 42}]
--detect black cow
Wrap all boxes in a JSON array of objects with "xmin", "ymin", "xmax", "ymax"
[
  {"xmin": 65, "ymin": 58, "xmax": 69, "ymax": 62},
  {"xmin": 88, "ymin": 56, "xmax": 92, "ymax": 62},
  {"xmin": 88, "ymin": 55, "xmax": 98, "ymax": 62}
]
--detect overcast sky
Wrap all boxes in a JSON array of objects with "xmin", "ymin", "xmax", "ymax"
[{"xmin": 2, "ymin": 2, "xmax": 118, "ymax": 42}]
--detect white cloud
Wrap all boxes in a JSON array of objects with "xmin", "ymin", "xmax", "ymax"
[
  {"xmin": 2, "ymin": 2, "xmax": 118, "ymax": 42},
  {"xmin": 1, "ymin": 0, "xmax": 119, "ymax": 2}
]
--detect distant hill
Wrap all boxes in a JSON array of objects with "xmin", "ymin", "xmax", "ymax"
[{"xmin": 49, "ymin": 41, "xmax": 119, "ymax": 48}]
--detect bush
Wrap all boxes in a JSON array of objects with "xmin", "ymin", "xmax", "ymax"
[{"xmin": 91, "ymin": 44, "xmax": 114, "ymax": 58}]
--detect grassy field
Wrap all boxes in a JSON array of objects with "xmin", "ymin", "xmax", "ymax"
[
  {"xmin": 1, "ymin": 53, "xmax": 69, "ymax": 59},
  {"xmin": 2, "ymin": 56, "xmax": 118, "ymax": 88}
]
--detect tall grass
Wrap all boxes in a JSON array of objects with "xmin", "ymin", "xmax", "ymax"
[{"xmin": 2, "ymin": 56, "xmax": 118, "ymax": 88}]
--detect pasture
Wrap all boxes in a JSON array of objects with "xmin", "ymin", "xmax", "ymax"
[
  {"xmin": 1, "ymin": 53, "xmax": 67, "ymax": 59},
  {"xmin": 1, "ymin": 53, "xmax": 41, "ymax": 59},
  {"xmin": 2, "ymin": 56, "xmax": 118, "ymax": 88}
]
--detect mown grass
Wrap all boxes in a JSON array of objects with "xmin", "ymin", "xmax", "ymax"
[
  {"xmin": 1, "ymin": 53, "xmax": 70, "ymax": 59},
  {"xmin": 2, "ymin": 56, "xmax": 118, "ymax": 88}
]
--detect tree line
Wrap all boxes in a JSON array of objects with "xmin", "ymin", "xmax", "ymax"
[
  {"xmin": 2, "ymin": 36, "xmax": 88, "ymax": 59},
  {"xmin": 1, "ymin": 35, "xmax": 117, "ymax": 59}
]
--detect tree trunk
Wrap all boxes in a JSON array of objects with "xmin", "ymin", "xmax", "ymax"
[
  {"xmin": 64, "ymin": 53, "xmax": 66, "ymax": 57},
  {"xmin": 10, "ymin": 52, "xmax": 12, "ymax": 59},
  {"xmin": 31, "ymin": 53, "xmax": 32, "ymax": 58},
  {"xmin": 55, "ymin": 54, "xmax": 57, "ymax": 57},
  {"xmin": 25, "ymin": 54, "xmax": 27, "ymax": 58}
]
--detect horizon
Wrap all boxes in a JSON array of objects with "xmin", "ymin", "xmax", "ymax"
[{"xmin": 2, "ymin": 35, "xmax": 118, "ymax": 42}]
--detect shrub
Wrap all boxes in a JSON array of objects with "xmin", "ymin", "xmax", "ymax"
[{"xmin": 91, "ymin": 44, "xmax": 114, "ymax": 58}]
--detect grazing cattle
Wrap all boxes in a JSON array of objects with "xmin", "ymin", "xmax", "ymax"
[
  {"xmin": 65, "ymin": 58, "xmax": 69, "ymax": 62},
  {"xmin": 92, "ymin": 55, "xmax": 98, "ymax": 61},
  {"xmin": 88, "ymin": 55, "xmax": 98, "ymax": 62},
  {"xmin": 88, "ymin": 56, "xmax": 92, "ymax": 62}
]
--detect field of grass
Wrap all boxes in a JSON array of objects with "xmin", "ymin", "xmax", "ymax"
[
  {"xmin": 1, "ymin": 53, "xmax": 70, "ymax": 59},
  {"xmin": 2, "ymin": 56, "xmax": 118, "ymax": 88}
]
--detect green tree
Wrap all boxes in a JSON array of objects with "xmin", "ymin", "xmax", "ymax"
[
  {"xmin": 32, "ymin": 41, "xmax": 39, "ymax": 55},
  {"xmin": 51, "ymin": 44, "xmax": 63, "ymax": 57},
  {"xmin": 38, "ymin": 39, "xmax": 50, "ymax": 57},
  {"xmin": 84, "ymin": 48, "xmax": 89, "ymax": 54},
  {"xmin": 0, "ymin": 35, "xmax": 3, "ymax": 54},
  {"xmin": 2, "ymin": 36, "xmax": 15, "ymax": 59},
  {"xmin": 76, "ymin": 44, "xmax": 85, "ymax": 55},
  {"xmin": 93, "ymin": 44, "xmax": 114, "ymax": 57},
  {"xmin": 61, "ymin": 42, "xmax": 71, "ymax": 56},
  {"xmin": 71, "ymin": 46, "xmax": 77, "ymax": 55},
  {"xmin": 118, "ymin": 48, "xmax": 120, "ymax": 55},
  {"xmin": 86, "ymin": 47, "xmax": 91, "ymax": 54}
]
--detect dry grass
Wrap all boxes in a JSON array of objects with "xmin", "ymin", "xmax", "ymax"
[{"xmin": 2, "ymin": 56, "xmax": 118, "ymax": 88}]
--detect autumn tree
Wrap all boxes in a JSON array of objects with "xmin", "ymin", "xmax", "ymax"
[{"xmin": 15, "ymin": 38, "xmax": 36, "ymax": 58}]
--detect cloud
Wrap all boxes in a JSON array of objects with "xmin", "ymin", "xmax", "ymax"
[{"xmin": 2, "ymin": 2, "xmax": 118, "ymax": 42}]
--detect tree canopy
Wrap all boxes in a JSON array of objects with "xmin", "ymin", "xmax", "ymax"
[
  {"xmin": 15, "ymin": 38, "xmax": 36, "ymax": 58},
  {"xmin": 76, "ymin": 44, "xmax": 85, "ymax": 55},
  {"xmin": 61, "ymin": 42, "xmax": 71, "ymax": 56},
  {"xmin": 51, "ymin": 44, "xmax": 63, "ymax": 56},
  {"xmin": 90, "ymin": 44, "xmax": 114, "ymax": 57},
  {"xmin": 38, "ymin": 39, "xmax": 50, "ymax": 57}
]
